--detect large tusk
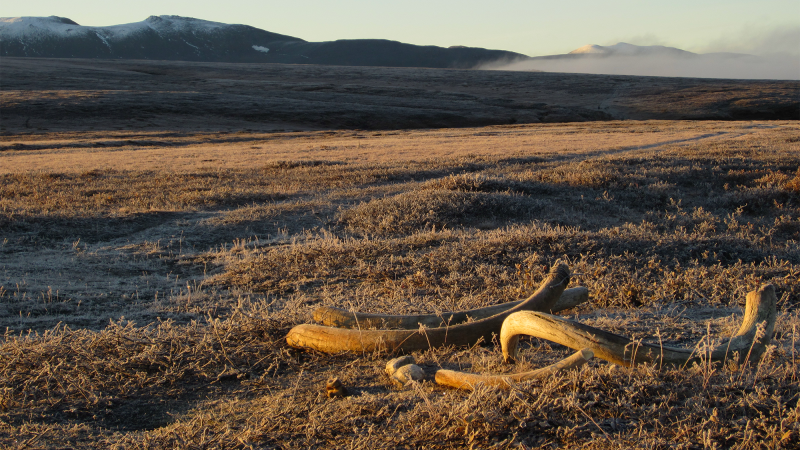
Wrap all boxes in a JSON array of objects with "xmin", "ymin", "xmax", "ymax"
[
  {"xmin": 286, "ymin": 263, "xmax": 571, "ymax": 354},
  {"xmin": 435, "ymin": 348, "xmax": 593, "ymax": 390},
  {"xmin": 501, "ymin": 284, "xmax": 778, "ymax": 367},
  {"xmin": 313, "ymin": 287, "xmax": 589, "ymax": 329}
]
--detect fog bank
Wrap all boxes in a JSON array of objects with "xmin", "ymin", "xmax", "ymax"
[
  {"xmin": 486, "ymin": 54, "xmax": 800, "ymax": 80},
  {"xmin": 698, "ymin": 25, "xmax": 800, "ymax": 59}
]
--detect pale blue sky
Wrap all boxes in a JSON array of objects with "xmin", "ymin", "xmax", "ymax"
[{"xmin": 5, "ymin": 1, "xmax": 799, "ymax": 56}]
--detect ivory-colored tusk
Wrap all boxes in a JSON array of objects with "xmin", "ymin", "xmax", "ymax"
[
  {"xmin": 501, "ymin": 284, "xmax": 778, "ymax": 367},
  {"xmin": 313, "ymin": 286, "xmax": 589, "ymax": 329},
  {"xmin": 286, "ymin": 263, "xmax": 571, "ymax": 354},
  {"xmin": 435, "ymin": 348, "xmax": 593, "ymax": 390}
]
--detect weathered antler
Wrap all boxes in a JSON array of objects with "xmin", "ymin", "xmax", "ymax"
[
  {"xmin": 435, "ymin": 348, "xmax": 593, "ymax": 390},
  {"xmin": 285, "ymin": 263, "xmax": 571, "ymax": 354},
  {"xmin": 501, "ymin": 284, "xmax": 777, "ymax": 367},
  {"xmin": 313, "ymin": 287, "xmax": 588, "ymax": 329}
]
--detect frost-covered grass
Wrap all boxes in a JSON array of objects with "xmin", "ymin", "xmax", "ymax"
[{"xmin": 0, "ymin": 120, "xmax": 798, "ymax": 448}]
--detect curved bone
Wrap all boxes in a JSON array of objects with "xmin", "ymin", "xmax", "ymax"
[
  {"xmin": 501, "ymin": 284, "xmax": 777, "ymax": 367},
  {"xmin": 435, "ymin": 348, "xmax": 593, "ymax": 390},
  {"xmin": 313, "ymin": 286, "xmax": 589, "ymax": 330},
  {"xmin": 286, "ymin": 263, "xmax": 570, "ymax": 354}
]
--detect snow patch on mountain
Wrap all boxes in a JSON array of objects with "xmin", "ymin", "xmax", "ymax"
[
  {"xmin": 183, "ymin": 39, "xmax": 200, "ymax": 51},
  {"xmin": 95, "ymin": 31, "xmax": 111, "ymax": 49},
  {"xmin": 252, "ymin": 45, "xmax": 269, "ymax": 53}
]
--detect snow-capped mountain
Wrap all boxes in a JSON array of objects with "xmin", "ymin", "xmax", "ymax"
[
  {"xmin": 0, "ymin": 15, "xmax": 302, "ymax": 62},
  {"xmin": 0, "ymin": 15, "xmax": 526, "ymax": 68},
  {"xmin": 568, "ymin": 42, "xmax": 695, "ymax": 57}
]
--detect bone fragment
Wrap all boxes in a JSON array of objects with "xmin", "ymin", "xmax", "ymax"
[
  {"xmin": 326, "ymin": 378, "xmax": 348, "ymax": 398},
  {"xmin": 386, "ymin": 355, "xmax": 416, "ymax": 376},
  {"xmin": 391, "ymin": 364, "xmax": 425, "ymax": 386}
]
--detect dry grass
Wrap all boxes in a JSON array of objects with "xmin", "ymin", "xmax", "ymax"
[{"xmin": 0, "ymin": 120, "xmax": 799, "ymax": 448}]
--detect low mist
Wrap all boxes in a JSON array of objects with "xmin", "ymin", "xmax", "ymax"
[
  {"xmin": 698, "ymin": 25, "xmax": 800, "ymax": 59},
  {"xmin": 484, "ymin": 53, "xmax": 799, "ymax": 80}
]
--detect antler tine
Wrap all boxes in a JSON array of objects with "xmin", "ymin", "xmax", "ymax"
[
  {"xmin": 435, "ymin": 348, "xmax": 593, "ymax": 390},
  {"xmin": 286, "ymin": 262, "xmax": 571, "ymax": 354},
  {"xmin": 313, "ymin": 287, "xmax": 589, "ymax": 330},
  {"xmin": 501, "ymin": 284, "xmax": 777, "ymax": 367}
]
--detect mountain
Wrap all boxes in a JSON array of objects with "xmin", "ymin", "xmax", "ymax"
[
  {"xmin": 526, "ymin": 42, "xmax": 706, "ymax": 61},
  {"xmin": 0, "ymin": 15, "xmax": 527, "ymax": 68},
  {"xmin": 566, "ymin": 43, "xmax": 756, "ymax": 60},
  {"xmin": 568, "ymin": 42, "xmax": 695, "ymax": 57},
  {"xmin": 0, "ymin": 16, "xmax": 301, "ymax": 62}
]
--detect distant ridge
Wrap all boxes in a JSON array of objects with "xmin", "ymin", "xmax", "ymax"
[{"xmin": 0, "ymin": 15, "xmax": 527, "ymax": 68}]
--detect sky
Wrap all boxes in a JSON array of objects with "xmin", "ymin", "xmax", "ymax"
[{"xmin": 4, "ymin": 0, "xmax": 800, "ymax": 57}]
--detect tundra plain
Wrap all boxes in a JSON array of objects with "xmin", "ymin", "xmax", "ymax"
[
  {"xmin": 1, "ymin": 57, "xmax": 798, "ymax": 136},
  {"xmin": 1, "ymin": 58, "xmax": 799, "ymax": 449},
  {"xmin": 1, "ymin": 119, "xmax": 798, "ymax": 449}
]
